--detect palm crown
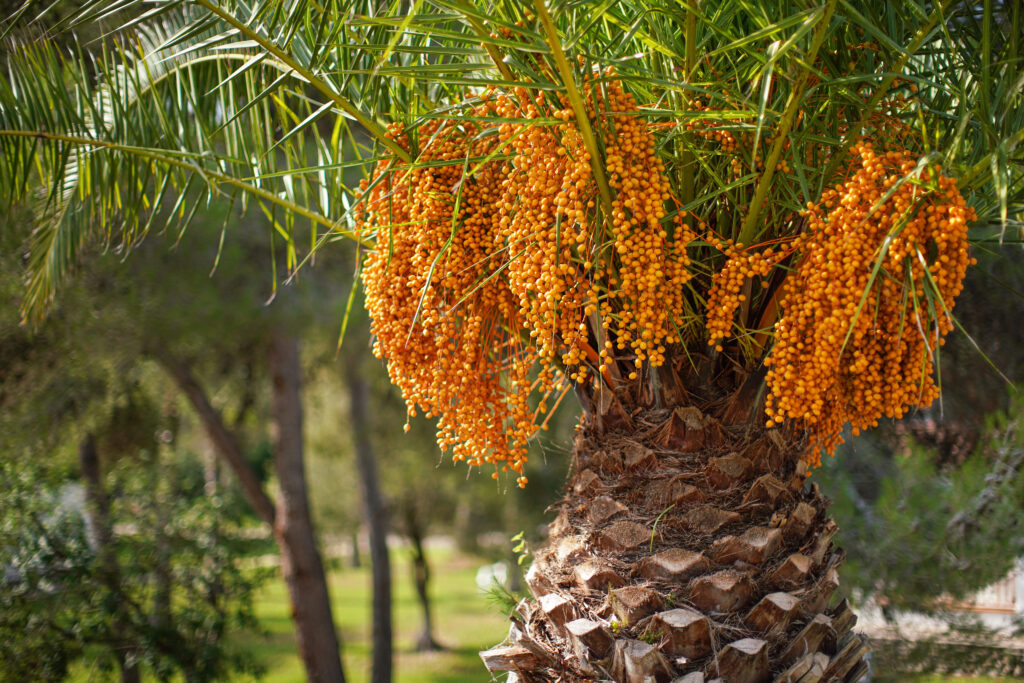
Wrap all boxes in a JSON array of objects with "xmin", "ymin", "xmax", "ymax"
[{"xmin": 1, "ymin": 0, "xmax": 1021, "ymax": 480}]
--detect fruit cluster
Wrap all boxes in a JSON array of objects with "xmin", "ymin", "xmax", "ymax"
[
  {"xmin": 764, "ymin": 143, "xmax": 975, "ymax": 464},
  {"xmin": 357, "ymin": 79, "xmax": 695, "ymax": 484},
  {"xmin": 705, "ymin": 242, "xmax": 785, "ymax": 351},
  {"xmin": 599, "ymin": 84, "xmax": 696, "ymax": 376}
]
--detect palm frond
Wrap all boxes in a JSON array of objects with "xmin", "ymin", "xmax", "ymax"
[
  {"xmin": 0, "ymin": 7, "xmax": 372, "ymax": 321},
  {"xmin": 1, "ymin": 0, "xmax": 1020, "ymax": 327}
]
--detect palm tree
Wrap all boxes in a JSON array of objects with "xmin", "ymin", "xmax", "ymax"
[{"xmin": 2, "ymin": 1, "xmax": 1021, "ymax": 680}]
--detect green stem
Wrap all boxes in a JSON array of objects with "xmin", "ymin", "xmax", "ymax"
[
  {"xmin": 738, "ymin": 0, "xmax": 838, "ymax": 246},
  {"xmin": 1, "ymin": 129, "xmax": 369, "ymax": 246},
  {"xmin": 1012, "ymin": 2, "xmax": 1020, "ymax": 90},
  {"xmin": 194, "ymin": 0, "xmax": 411, "ymax": 163},
  {"xmin": 454, "ymin": 2, "xmax": 516, "ymax": 82},
  {"xmin": 982, "ymin": 0, "xmax": 992, "ymax": 117},
  {"xmin": 822, "ymin": 0, "xmax": 955, "ymax": 180},
  {"xmin": 679, "ymin": 4, "xmax": 698, "ymax": 223},
  {"xmin": 532, "ymin": 0, "xmax": 614, "ymax": 219},
  {"xmin": 959, "ymin": 127, "xmax": 1024, "ymax": 189}
]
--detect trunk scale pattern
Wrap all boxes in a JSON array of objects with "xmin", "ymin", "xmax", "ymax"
[{"xmin": 482, "ymin": 404, "xmax": 868, "ymax": 683}]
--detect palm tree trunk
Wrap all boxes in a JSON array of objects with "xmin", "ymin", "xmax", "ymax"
[
  {"xmin": 344, "ymin": 351, "xmax": 394, "ymax": 683},
  {"xmin": 79, "ymin": 434, "xmax": 141, "ymax": 683},
  {"xmin": 482, "ymin": 398, "xmax": 868, "ymax": 682},
  {"xmin": 269, "ymin": 330, "xmax": 346, "ymax": 683}
]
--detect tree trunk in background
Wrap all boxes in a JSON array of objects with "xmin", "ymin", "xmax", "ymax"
[
  {"xmin": 269, "ymin": 330, "xmax": 346, "ymax": 683},
  {"xmin": 157, "ymin": 351, "xmax": 276, "ymax": 526},
  {"xmin": 158, "ymin": 346, "xmax": 345, "ymax": 682},
  {"xmin": 452, "ymin": 498, "xmax": 481, "ymax": 555},
  {"xmin": 350, "ymin": 529, "xmax": 362, "ymax": 569},
  {"xmin": 344, "ymin": 352, "xmax": 394, "ymax": 683},
  {"xmin": 482, "ymin": 398, "xmax": 868, "ymax": 682},
  {"xmin": 402, "ymin": 507, "xmax": 441, "ymax": 651},
  {"xmin": 79, "ymin": 434, "xmax": 140, "ymax": 683}
]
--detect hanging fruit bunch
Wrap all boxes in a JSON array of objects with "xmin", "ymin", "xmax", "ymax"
[
  {"xmin": 358, "ymin": 70, "xmax": 975, "ymax": 479},
  {"xmin": 762, "ymin": 142, "xmax": 976, "ymax": 464},
  {"xmin": 358, "ymin": 77, "xmax": 696, "ymax": 486}
]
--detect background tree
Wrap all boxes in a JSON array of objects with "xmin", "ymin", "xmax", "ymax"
[
  {"xmin": 0, "ymin": 419, "xmax": 267, "ymax": 682},
  {"xmin": 0, "ymin": 204, "xmax": 353, "ymax": 680},
  {"xmin": 897, "ymin": 253, "xmax": 1024, "ymax": 464},
  {"xmin": 813, "ymin": 254, "xmax": 1024, "ymax": 677},
  {"xmin": 114, "ymin": 231, "xmax": 351, "ymax": 683},
  {"xmin": 2, "ymin": 1, "xmax": 1023, "ymax": 681},
  {"xmin": 823, "ymin": 252, "xmax": 1024, "ymax": 607},
  {"xmin": 826, "ymin": 402, "xmax": 1024, "ymax": 613}
]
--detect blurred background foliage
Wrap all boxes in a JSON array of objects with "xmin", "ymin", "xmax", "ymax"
[
  {"xmin": 0, "ymin": 184, "xmax": 578, "ymax": 678},
  {"xmin": 0, "ymin": 0, "xmax": 1021, "ymax": 680},
  {"xmin": 814, "ymin": 248, "xmax": 1024, "ymax": 679}
]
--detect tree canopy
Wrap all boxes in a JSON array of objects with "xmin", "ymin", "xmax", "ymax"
[{"xmin": 0, "ymin": 0, "xmax": 1021, "ymax": 484}]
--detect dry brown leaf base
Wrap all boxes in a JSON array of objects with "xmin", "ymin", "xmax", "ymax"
[{"xmin": 481, "ymin": 406, "xmax": 868, "ymax": 683}]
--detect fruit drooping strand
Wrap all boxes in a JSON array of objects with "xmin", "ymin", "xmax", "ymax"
[
  {"xmin": 764, "ymin": 143, "xmax": 976, "ymax": 465},
  {"xmin": 357, "ymin": 79, "xmax": 695, "ymax": 485},
  {"xmin": 705, "ymin": 241, "xmax": 788, "ymax": 352}
]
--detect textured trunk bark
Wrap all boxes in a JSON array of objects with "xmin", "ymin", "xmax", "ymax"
[
  {"xmin": 269, "ymin": 330, "xmax": 347, "ymax": 683},
  {"xmin": 481, "ymin": 400, "xmax": 868, "ymax": 682},
  {"xmin": 403, "ymin": 508, "xmax": 440, "ymax": 652},
  {"xmin": 344, "ymin": 352, "xmax": 394, "ymax": 683},
  {"xmin": 79, "ymin": 434, "xmax": 141, "ymax": 683}
]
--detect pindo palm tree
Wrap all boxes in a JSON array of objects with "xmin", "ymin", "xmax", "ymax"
[{"xmin": 2, "ymin": 0, "xmax": 1022, "ymax": 680}]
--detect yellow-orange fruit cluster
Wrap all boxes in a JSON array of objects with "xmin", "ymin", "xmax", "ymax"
[
  {"xmin": 358, "ymin": 115, "xmax": 531, "ymax": 481},
  {"xmin": 765, "ymin": 143, "xmax": 976, "ymax": 464},
  {"xmin": 358, "ymin": 80, "xmax": 694, "ymax": 485},
  {"xmin": 705, "ymin": 242, "xmax": 783, "ymax": 351},
  {"xmin": 495, "ymin": 94, "xmax": 594, "ymax": 386},
  {"xmin": 598, "ymin": 84, "xmax": 696, "ymax": 377}
]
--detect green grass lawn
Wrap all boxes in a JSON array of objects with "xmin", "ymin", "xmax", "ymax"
[{"xmin": 236, "ymin": 549, "xmax": 509, "ymax": 683}]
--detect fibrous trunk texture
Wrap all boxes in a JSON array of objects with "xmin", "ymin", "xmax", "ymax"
[{"xmin": 482, "ymin": 405, "xmax": 868, "ymax": 683}]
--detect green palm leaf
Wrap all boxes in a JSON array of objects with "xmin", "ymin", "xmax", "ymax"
[{"xmin": 0, "ymin": 0, "xmax": 1019, "ymax": 323}]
